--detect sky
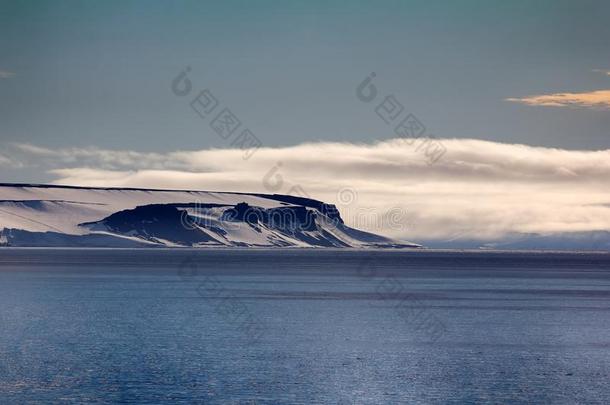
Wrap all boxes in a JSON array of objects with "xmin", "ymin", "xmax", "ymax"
[{"xmin": 1, "ymin": 0, "xmax": 610, "ymax": 240}]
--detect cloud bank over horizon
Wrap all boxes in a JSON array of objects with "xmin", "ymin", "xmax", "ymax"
[{"xmin": 3, "ymin": 138, "xmax": 610, "ymax": 241}]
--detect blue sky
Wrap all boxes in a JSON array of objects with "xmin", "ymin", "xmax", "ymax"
[{"xmin": 1, "ymin": 0, "xmax": 610, "ymax": 159}]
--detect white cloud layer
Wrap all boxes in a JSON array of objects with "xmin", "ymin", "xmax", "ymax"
[{"xmin": 6, "ymin": 139, "xmax": 610, "ymax": 240}]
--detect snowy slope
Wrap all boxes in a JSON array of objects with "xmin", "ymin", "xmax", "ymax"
[{"xmin": 0, "ymin": 184, "xmax": 420, "ymax": 248}]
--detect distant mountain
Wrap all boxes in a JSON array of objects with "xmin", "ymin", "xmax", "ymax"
[
  {"xmin": 417, "ymin": 231, "xmax": 610, "ymax": 251},
  {"xmin": 482, "ymin": 231, "xmax": 610, "ymax": 251},
  {"xmin": 0, "ymin": 184, "xmax": 420, "ymax": 248}
]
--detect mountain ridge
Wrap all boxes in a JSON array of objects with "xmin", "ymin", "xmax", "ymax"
[{"xmin": 0, "ymin": 183, "xmax": 420, "ymax": 249}]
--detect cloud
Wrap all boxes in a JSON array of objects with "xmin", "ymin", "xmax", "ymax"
[
  {"xmin": 0, "ymin": 154, "xmax": 12, "ymax": 166},
  {"xmin": 0, "ymin": 70, "xmax": 15, "ymax": 79},
  {"xmin": 11, "ymin": 143, "xmax": 187, "ymax": 171},
  {"xmin": 5, "ymin": 139, "xmax": 610, "ymax": 240},
  {"xmin": 0, "ymin": 152, "xmax": 24, "ymax": 169},
  {"xmin": 593, "ymin": 69, "xmax": 610, "ymax": 76},
  {"xmin": 506, "ymin": 90, "xmax": 610, "ymax": 109}
]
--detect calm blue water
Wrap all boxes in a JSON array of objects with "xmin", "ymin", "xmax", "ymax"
[{"xmin": 1, "ymin": 249, "xmax": 609, "ymax": 404}]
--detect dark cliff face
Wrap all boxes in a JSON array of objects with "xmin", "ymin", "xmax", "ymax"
[
  {"xmin": 221, "ymin": 202, "xmax": 326, "ymax": 232},
  {"xmin": 70, "ymin": 200, "xmax": 415, "ymax": 248},
  {"xmin": 78, "ymin": 202, "xmax": 349, "ymax": 247},
  {"xmin": 252, "ymin": 195, "xmax": 344, "ymax": 225},
  {"xmin": 83, "ymin": 204, "xmax": 220, "ymax": 245}
]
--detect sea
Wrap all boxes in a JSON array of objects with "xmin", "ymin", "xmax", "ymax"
[{"xmin": 0, "ymin": 249, "xmax": 609, "ymax": 404}]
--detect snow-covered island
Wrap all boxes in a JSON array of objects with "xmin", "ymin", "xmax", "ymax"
[{"xmin": 0, "ymin": 184, "xmax": 420, "ymax": 248}]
